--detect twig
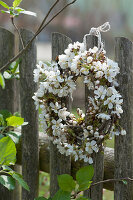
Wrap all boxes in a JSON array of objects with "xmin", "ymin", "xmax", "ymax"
[
  {"xmin": 37, "ymin": 0, "xmax": 60, "ymax": 33},
  {"xmin": 11, "ymin": 17, "xmax": 24, "ymax": 49},
  {"xmin": 0, "ymin": 0, "xmax": 77, "ymax": 72},
  {"xmin": 71, "ymin": 177, "xmax": 133, "ymax": 199},
  {"xmin": 36, "ymin": 0, "xmax": 77, "ymax": 36},
  {"xmin": 91, "ymin": 177, "xmax": 133, "ymax": 187}
]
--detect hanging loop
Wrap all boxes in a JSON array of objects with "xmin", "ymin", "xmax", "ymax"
[{"xmin": 84, "ymin": 22, "xmax": 111, "ymax": 54}]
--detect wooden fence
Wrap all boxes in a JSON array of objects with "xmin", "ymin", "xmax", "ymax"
[{"xmin": 0, "ymin": 27, "xmax": 133, "ymax": 200}]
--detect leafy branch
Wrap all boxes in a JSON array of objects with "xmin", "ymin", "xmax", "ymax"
[
  {"xmin": 0, "ymin": 0, "xmax": 77, "ymax": 72},
  {"xmin": 0, "ymin": 110, "xmax": 29, "ymax": 191}
]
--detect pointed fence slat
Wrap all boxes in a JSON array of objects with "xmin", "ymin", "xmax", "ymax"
[
  {"xmin": 19, "ymin": 29, "xmax": 39, "ymax": 200},
  {"xmin": 84, "ymin": 35, "xmax": 104, "ymax": 200},
  {"xmin": 50, "ymin": 32, "xmax": 72, "ymax": 197},
  {"xmin": 114, "ymin": 37, "xmax": 133, "ymax": 200}
]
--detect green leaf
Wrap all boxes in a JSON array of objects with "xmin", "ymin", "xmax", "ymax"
[
  {"xmin": 10, "ymin": 60, "xmax": 19, "ymax": 74},
  {"xmin": 20, "ymin": 10, "xmax": 37, "ymax": 17},
  {"xmin": 0, "ymin": 134, "xmax": 4, "ymax": 139},
  {"xmin": 57, "ymin": 174, "xmax": 76, "ymax": 192},
  {"xmin": 0, "ymin": 175, "xmax": 15, "ymax": 190},
  {"xmin": 76, "ymin": 165, "xmax": 94, "ymax": 191},
  {"xmin": 0, "ymin": 110, "xmax": 12, "ymax": 121},
  {"xmin": 6, "ymin": 116, "xmax": 24, "ymax": 127},
  {"xmin": 2, "ymin": 165, "xmax": 14, "ymax": 172},
  {"xmin": 13, "ymin": 112, "xmax": 21, "ymax": 117},
  {"xmin": 6, "ymin": 131, "xmax": 21, "ymax": 144},
  {"xmin": 122, "ymin": 180, "xmax": 128, "ymax": 185},
  {"xmin": 0, "ymin": 73, "xmax": 5, "ymax": 89},
  {"xmin": 34, "ymin": 197, "xmax": 48, "ymax": 200},
  {"xmin": 52, "ymin": 189, "xmax": 71, "ymax": 200},
  {"xmin": 0, "ymin": 136, "xmax": 16, "ymax": 165},
  {"xmin": 12, "ymin": 172, "xmax": 30, "ymax": 191},
  {"xmin": 13, "ymin": 0, "xmax": 22, "ymax": 8},
  {"xmin": 0, "ymin": 1, "xmax": 9, "ymax": 9},
  {"xmin": 1, "ymin": 10, "xmax": 10, "ymax": 14},
  {"xmin": 0, "ymin": 114, "xmax": 4, "ymax": 126},
  {"xmin": 14, "ymin": 7, "xmax": 24, "ymax": 13}
]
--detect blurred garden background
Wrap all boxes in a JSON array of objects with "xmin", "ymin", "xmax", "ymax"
[{"xmin": 1, "ymin": 0, "xmax": 132, "ymax": 199}]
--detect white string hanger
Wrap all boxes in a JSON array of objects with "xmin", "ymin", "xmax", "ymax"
[{"xmin": 84, "ymin": 22, "xmax": 111, "ymax": 54}]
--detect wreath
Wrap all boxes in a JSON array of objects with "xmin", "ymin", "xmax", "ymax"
[{"xmin": 33, "ymin": 23, "xmax": 126, "ymax": 164}]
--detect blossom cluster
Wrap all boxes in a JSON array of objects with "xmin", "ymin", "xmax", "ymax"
[{"xmin": 33, "ymin": 41, "xmax": 126, "ymax": 164}]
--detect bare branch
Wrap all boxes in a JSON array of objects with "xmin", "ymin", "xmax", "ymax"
[
  {"xmin": 91, "ymin": 177, "xmax": 133, "ymax": 187},
  {"xmin": 36, "ymin": 0, "xmax": 77, "ymax": 36},
  {"xmin": 11, "ymin": 17, "xmax": 24, "ymax": 49},
  {"xmin": 0, "ymin": 0, "xmax": 77, "ymax": 72},
  {"xmin": 37, "ymin": 0, "xmax": 60, "ymax": 33},
  {"xmin": 71, "ymin": 176, "xmax": 133, "ymax": 198}
]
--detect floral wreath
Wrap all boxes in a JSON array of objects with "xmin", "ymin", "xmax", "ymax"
[{"xmin": 33, "ymin": 22, "xmax": 126, "ymax": 164}]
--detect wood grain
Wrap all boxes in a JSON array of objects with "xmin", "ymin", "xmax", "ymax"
[
  {"xmin": 84, "ymin": 35, "xmax": 104, "ymax": 200},
  {"xmin": 114, "ymin": 37, "xmax": 133, "ymax": 200},
  {"xmin": 0, "ymin": 26, "xmax": 16, "ymax": 200},
  {"xmin": 50, "ymin": 32, "xmax": 72, "ymax": 197},
  {"xmin": 19, "ymin": 29, "xmax": 39, "ymax": 200}
]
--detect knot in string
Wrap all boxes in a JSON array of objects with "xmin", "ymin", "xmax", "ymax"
[{"xmin": 84, "ymin": 22, "xmax": 111, "ymax": 54}]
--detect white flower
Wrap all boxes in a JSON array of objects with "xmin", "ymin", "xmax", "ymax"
[
  {"xmin": 50, "ymin": 102, "xmax": 61, "ymax": 113},
  {"xmin": 58, "ymin": 108, "xmax": 70, "ymax": 120},
  {"xmin": 87, "ymin": 56, "xmax": 93, "ymax": 63},
  {"xmin": 95, "ymin": 71, "xmax": 104, "ymax": 78},
  {"xmin": 83, "ymin": 129, "xmax": 89, "ymax": 138},
  {"xmin": 89, "ymin": 46, "xmax": 98, "ymax": 54},
  {"xmin": 87, "ymin": 126, "xmax": 93, "ymax": 130},
  {"xmin": 84, "ymin": 156, "xmax": 89, "ymax": 163},
  {"xmin": 73, "ymin": 121, "xmax": 77, "ymax": 126},
  {"xmin": 121, "ymin": 129, "xmax": 126, "ymax": 135},
  {"xmin": 58, "ymin": 54, "xmax": 68, "ymax": 69},
  {"xmin": 88, "ymin": 157, "xmax": 93, "ymax": 164},
  {"xmin": 58, "ymin": 86, "xmax": 68, "ymax": 97},
  {"xmin": 104, "ymin": 95, "xmax": 116, "ymax": 109},
  {"xmin": 94, "ymin": 86, "xmax": 107, "ymax": 100},
  {"xmin": 51, "ymin": 119, "xmax": 63, "ymax": 130},
  {"xmin": 93, "ymin": 61, "xmax": 102, "ymax": 71},
  {"xmin": 58, "ymin": 145, "xmax": 66, "ymax": 154},
  {"xmin": 115, "ymin": 104, "xmax": 123, "ymax": 114},
  {"xmin": 94, "ymin": 131, "xmax": 99, "ymax": 138},
  {"xmin": 97, "ymin": 113, "xmax": 111, "ymax": 120},
  {"xmin": 80, "ymin": 67, "xmax": 89, "ymax": 75},
  {"xmin": 85, "ymin": 140, "xmax": 98, "ymax": 154},
  {"xmin": 74, "ymin": 154, "xmax": 78, "ymax": 161}
]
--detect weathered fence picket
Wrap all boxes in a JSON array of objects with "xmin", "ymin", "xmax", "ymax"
[
  {"xmin": 0, "ymin": 27, "xmax": 17, "ymax": 200},
  {"xmin": 50, "ymin": 32, "xmax": 72, "ymax": 197},
  {"xmin": 84, "ymin": 35, "xmax": 104, "ymax": 200},
  {"xmin": 114, "ymin": 37, "xmax": 133, "ymax": 200},
  {"xmin": 19, "ymin": 29, "xmax": 39, "ymax": 200},
  {"xmin": 0, "ymin": 27, "xmax": 133, "ymax": 200}
]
